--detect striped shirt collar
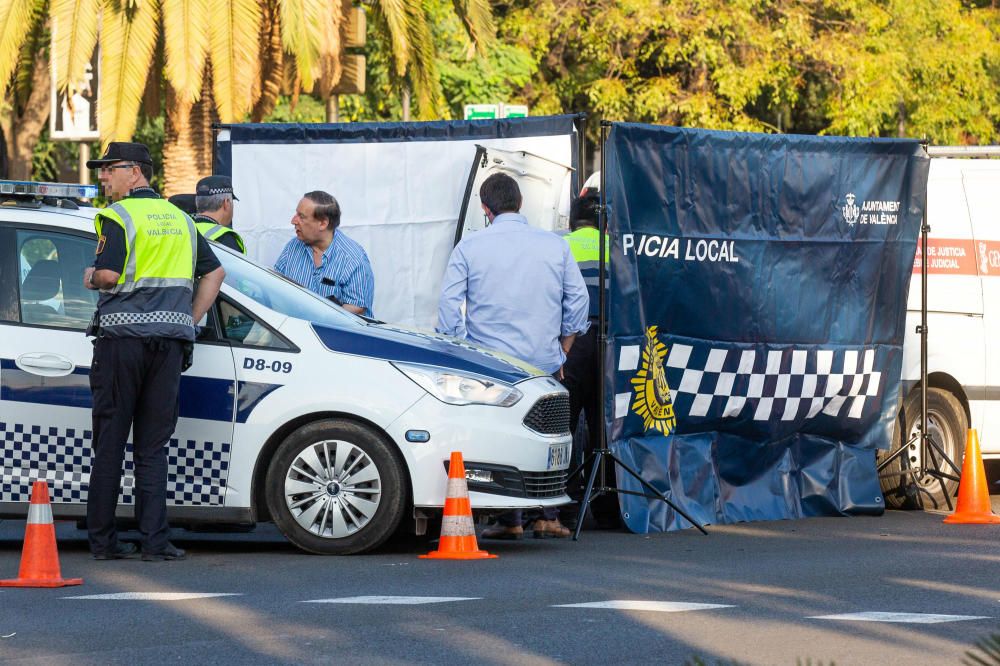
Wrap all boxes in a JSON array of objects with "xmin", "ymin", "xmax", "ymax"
[{"xmin": 306, "ymin": 233, "xmax": 338, "ymax": 263}]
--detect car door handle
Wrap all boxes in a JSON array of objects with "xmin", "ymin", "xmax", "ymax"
[{"xmin": 17, "ymin": 353, "xmax": 74, "ymax": 372}]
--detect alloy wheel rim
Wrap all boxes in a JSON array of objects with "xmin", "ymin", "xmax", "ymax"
[{"xmin": 284, "ymin": 439, "xmax": 382, "ymax": 538}]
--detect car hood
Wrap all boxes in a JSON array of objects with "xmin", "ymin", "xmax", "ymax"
[{"xmin": 311, "ymin": 323, "xmax": 543, "ymax": 384}]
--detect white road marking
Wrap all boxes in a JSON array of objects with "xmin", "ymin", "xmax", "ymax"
[
  {"xmin": 303, "ymin": 596, "xmax": 480, "ymax": 605},
  {"xmin": 554, "ymin": 600, "xmax": 734, "ymax": 612},
  {"xmin": 810, "ymin": 612, "xmax": 991, "ymax": 624},
  {"xmin": 64, "ymin": 592, "xmax": 241, "ymax": 601}
]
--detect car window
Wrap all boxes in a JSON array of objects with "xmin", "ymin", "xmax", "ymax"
[
  {"xmin": 0, "ymin": 227, "xmax": 17, "ymax": 321},
  {"xmin": 214, "ymin": 245, "xmax": 361, "ymax": 328},
  {"xmin": 219, "ymin": 297, "xmax": 291, "ymax": 349},
  {"xmin": 16, "ymin": 230, "xmax": 98, "ymax": 330}
]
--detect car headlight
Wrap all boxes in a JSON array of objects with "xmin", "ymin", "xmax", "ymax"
[{"xmin": 391, "ymin": 362, "xmax": 522, "ymax": 407}]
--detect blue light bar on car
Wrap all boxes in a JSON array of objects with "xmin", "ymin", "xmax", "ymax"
[{"xmin": 0, "ymin": 180, "xmax": 99, "ymax": 199}]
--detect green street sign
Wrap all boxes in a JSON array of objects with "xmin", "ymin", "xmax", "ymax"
[
  {"xmin": 502, "ymin": 104, "xmax": 528, "ymax": 119},
  {"xmin": 464, "ymin": 104, "xmax": 499, "ymax": 120}
]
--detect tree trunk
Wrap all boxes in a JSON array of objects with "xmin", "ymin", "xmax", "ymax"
[
  {"xmin": 162, "ymin": 66, "xmax": 218, "ymax": 196},
  {"xmin": 8, "ymin": 51, "xmax": 52, "ymax": 180},
  {"xmin": 190, "ymin": 65, "xmax": 220, "ymax": 177},
  {"xmin": 251, "ymin": 0, "xmax": 284, "ymax": 122},
  {"xmin": 162, "ymin": 83, "xmax": 197, "ymax": 196},
  {"xmin": 402, "ymin": 87, "xmax": 411, "ymax": 122}
]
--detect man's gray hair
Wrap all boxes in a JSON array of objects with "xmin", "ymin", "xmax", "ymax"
[{"xmin": 196, "ymin": 192, "xmax": 231, "ymax": 214}]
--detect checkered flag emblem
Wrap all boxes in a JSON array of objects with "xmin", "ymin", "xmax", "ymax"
[{"xmin": 615, "ymin": 343, "xmax": 882, "ymax": 423}]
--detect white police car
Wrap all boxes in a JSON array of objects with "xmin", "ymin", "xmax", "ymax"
[{"xmin": 0, "ymin": 181, "xmax": 572, "ymax": 554}]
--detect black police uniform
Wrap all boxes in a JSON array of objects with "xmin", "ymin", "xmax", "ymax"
[
  {"xmin": 87, "ymin": 186, "xmax": 221, "ymax": 558},
  {"xmin": 194, "ymin": 213, "xmax": 244, "ymax": 252}
]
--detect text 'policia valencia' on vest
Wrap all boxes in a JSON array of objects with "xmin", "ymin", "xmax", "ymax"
[
  {"xmin": 195, "ymin": 218, "xmax": 246, "ymax": 254},
  {"xmin": 94, "ymin": 198, "xmax": 197, "ymax": 340},
  {"xmin": 564, "ymin": 226, "xmax": 608, "ymax": 319}
]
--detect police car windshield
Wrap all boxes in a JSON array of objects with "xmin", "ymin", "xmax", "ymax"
[{"xmin": 213, "ymin": 245, "xmax": 361, "ymax": 327}]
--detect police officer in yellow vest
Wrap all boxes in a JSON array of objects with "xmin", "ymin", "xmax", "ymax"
[
  {"xmin": 194, "ymin": 175, "xmax": 245, "ymax": 254},
  {"xmin": 561, "ymin": 192, "xmax": 619, "ymax": 528},
  {"xmin": 83, "ymin": 142, "xmax": 225, "ymax": 562}
]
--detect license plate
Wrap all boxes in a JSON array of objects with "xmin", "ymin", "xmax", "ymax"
[{"xmin": 547, "ymin": 442, "xmax": 570, "ymax": 470}]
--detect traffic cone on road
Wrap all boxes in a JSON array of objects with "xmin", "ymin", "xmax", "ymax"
[
  {"xmin": 0, "ymin": 480, "xmax": 83, "ymax": 587},
  {"xmin": 943, "ymin": 429, "xmax": 1000, "ymax": 525},
  {"xmin": 420, "ymin": 452, "xmax": 497, "ymax": 560}
]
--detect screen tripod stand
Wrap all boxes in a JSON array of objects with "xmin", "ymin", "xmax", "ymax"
[
  {"xmin": 875, "ymin": 215, "xmax": 961, "ymax": 510},
  {"xmin": 568, "ymin": 121, "xmax": 707, "ymax": 541}
]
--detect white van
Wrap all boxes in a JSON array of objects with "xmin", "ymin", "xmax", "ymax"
[{"xmin": 880, "ymin": 150, "xmax": 1000, "ymax": 508}]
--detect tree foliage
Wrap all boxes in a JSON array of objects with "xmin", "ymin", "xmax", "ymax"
[{"xmin": 497, "ymin": 0, "xmax": 1000, "ymax": 143}]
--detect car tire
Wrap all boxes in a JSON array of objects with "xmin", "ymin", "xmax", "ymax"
[
  {"xmin": 878, "ymin": 387, "xmax": 966, "ymax": 510},
  {"xmin": 265, "ymin": 419, "xmax": 408, "ymax": 555}
]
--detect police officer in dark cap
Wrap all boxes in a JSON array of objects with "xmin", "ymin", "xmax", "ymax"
[
  {"xmin": 194, "ymin": 175, "xmax": 245, "ymax": 253},
  {"xmin": 82, "ymin": 141, "xmax": 225, "ymax": 562},
  {"xmin": 167, "ymin": 193, "xmax": 197, "ymax": 216}
]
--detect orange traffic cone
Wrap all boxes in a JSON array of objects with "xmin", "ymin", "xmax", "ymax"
[
  {"xmin": 0, "ymin": 480, "xmax": 83, "ymax": 587},
  {"xmin": 943, "ymin": 429, "xmax": 1000, "ymax": 525},
  {"xmin": 420, "ymin": 452, "xmax": 497, "ymax": 560}
]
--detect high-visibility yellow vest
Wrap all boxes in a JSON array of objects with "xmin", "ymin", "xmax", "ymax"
[
  {"xmin": 94, "ymin": 197, "xmax": 198, "ymax": 340},
  {"xmin": 565, "ymin": 226, "xmax": 607, "ymax": 319},
  {"xmin": 196, "ymin": 219, "xmax": 246, "ymax": 254}
]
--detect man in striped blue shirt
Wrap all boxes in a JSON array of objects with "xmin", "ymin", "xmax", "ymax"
[{"xmin": 274, "ymin": 191, "xmax": 375, "ymax": 316}]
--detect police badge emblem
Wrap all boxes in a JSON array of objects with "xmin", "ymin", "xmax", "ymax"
[{"xmin": 630, "ymin": 325, "xmax": 677, "ymax": 435}]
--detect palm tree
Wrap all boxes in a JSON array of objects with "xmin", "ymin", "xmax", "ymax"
[
  {"xmin": 1, "ymin": 0, "xmax": 495, "ymax": 190},
  {"xmin": 0, "ymin": 0, "xmax": 49, "ymax": 180},
  {"xmin": 371, "ymin": 0, "xmax": 493, "ymax": 120}
]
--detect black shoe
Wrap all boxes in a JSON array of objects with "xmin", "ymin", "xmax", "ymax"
[
  {"xmin": 92, "ymin": 542, "xmax": 138, "ymax": 560},
  {"xmin": 141, "ymin": 543, "xmax": 186, "ymax": 562}
]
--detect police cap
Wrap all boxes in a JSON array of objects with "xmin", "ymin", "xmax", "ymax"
[
  {"xmin": 196, "ymin": 175, "xmax": 239, "ymax": 201},
  {"xmin": 86, "ymin": 142, "xmax": 153, "ymax": 169}
]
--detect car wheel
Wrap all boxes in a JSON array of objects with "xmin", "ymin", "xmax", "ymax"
[
  {"xmin": 878, "ymin": 387, "xmax": 966, "ymax": 510},
  {"xmin": 265, "ymin": 419, "xmax": 408, "ymax": 555}
]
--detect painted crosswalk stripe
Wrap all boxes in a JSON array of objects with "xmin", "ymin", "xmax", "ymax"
[
  {"xmin": 303, "ymin": 596, "xmax": 479, "ymax": 605},
  {"xmin": 554, "ymin": 601, "xmax": 734, "ymax": 612},
  {"xmin": 64, "ymin": 593, "xmax": 241, "ymax": 601},
  {"xmin": 810, "ymin": 612, "xmax": 991, "ymax": 624}
]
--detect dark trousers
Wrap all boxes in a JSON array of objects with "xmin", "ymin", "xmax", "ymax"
[
  {"xmin": 561, "ymin": 324, "xmax": 621, "ymax": 526},
  {"xmin": 87, "ymin": 336, "xmax": 183, "ymax": 555},
  {"xmin": 562, "ymin": 325, "xmax": 600, "ymax": 459}
]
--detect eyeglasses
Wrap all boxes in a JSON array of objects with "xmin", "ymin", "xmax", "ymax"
[{"xmin": 97, "ymin": 163, "xmax": 138, "ymax": 174}]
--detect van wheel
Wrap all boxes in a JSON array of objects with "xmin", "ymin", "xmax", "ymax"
[
  {"xmin": 265, "ymin": 419, "xmax": 408, "ymax": 555},
  {"xmin": 878, "ymin": 388, "xmax": 966, "ymax": 510}
]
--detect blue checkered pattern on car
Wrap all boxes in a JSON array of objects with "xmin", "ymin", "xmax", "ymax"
[{"xmin": 0, "ymin": 421, "xmax": 231, "ymax": 506}]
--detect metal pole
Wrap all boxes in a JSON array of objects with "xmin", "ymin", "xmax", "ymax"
[
  {"xmin": 79, "ymin": 144, "xmax": 90, "ymax": 185},
  {"xmin": 919, "ymin": 216, "xmax": 929, "ymax": 494},
  {"xmin": 326, "ymin": 95, "xmax": 340, "ymax": 123},
  {"xmin": 598, "ymin": 121, "xmax": 608, "ymax": 456}
]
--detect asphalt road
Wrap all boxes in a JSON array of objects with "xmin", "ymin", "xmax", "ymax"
[{"xmin": 1, "ymin": 502, "xmax": 999, "ymax": 666}]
